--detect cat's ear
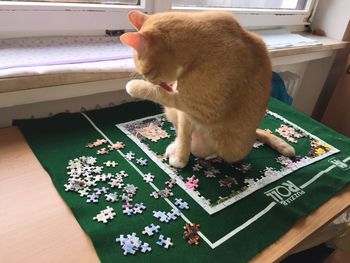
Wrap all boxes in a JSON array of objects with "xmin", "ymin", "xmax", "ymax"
[
  {"xmin": 120, "ymin": 32, "xmax": 147, "ymax": 55},
  {"xmin": 128, "ymin": 10, "xmax": 148, "ymax": 30}
]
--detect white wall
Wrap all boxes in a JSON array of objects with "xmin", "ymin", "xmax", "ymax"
[
  {"xmin": 312, "ymin": 0, "xmax": 350, "ymax": 40},
  {"xmin": 272, "ymin": 1, "xmax": 350, "ymax": 116}
]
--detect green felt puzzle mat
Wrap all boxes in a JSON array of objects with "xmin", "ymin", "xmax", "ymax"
[{"xmin": 15, "ymin": 98, "xmax": 350, "ymax": 263}]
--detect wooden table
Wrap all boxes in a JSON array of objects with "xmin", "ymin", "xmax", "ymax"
[{"xmin": 1, "ymin": 127, "xmax": 349, "ymax": 263}]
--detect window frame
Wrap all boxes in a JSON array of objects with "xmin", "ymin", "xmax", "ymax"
[
  {"xmin": 169, "ymin": 0, "xmax": 318, "ymax": 28},
  {"xmin": 172, "ymin": 0, "xmax": 314, "ymax": 15},
  {"xmin": 0, "ymin": 0, "xmax": 318, "ymax": 39},
  {"xmin": 0, "ymin": 0, "xmax": 148, "ymax": 12},
  {"xmin": 0, "ymin": 0, "xmax": 152, "ymax": 38}
]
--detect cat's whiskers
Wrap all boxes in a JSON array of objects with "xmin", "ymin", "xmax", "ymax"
[
  {"xmin": 129, "ymin": 72, "xmax": 139, "ymax": 80},
  {"xmin": 154, "ymin": 86, "xmax": 160, "ymax": 98}
]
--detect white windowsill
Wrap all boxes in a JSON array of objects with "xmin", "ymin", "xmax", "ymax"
[
  {"xmin": 270, "ymin": 34, "xmax": 347, "ymax": 58},
  {"xmin": 1, "ymin": 33, "xmax": 346, "ymax": 77},
  {"xmin": 0, "ymin": 33, "xmax": 347, "ymax": 108}
]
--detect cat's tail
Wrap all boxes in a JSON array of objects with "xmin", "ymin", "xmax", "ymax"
[{"xmin": 256, "ymin": 129, "xmax": 295, "ymax": 157}]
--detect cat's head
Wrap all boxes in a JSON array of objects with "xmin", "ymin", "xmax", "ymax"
[{"xmin": 120, "ymin": 11, "xmax": 183, "ymax": 85}]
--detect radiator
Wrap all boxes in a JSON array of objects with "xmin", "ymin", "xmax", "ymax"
[
  {"xmin": 278, "ymin": 71, "xmax": 301, "ymax": 99},
  {"xmin": 1, "ymin": 72, "xmax": 301, "ymax": 128},
  {"xmin": 0, "ymin": 89, "xmax": 136, "ymax": 128}
]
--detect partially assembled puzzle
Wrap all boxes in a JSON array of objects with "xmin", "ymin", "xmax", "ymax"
[{"xmin": 117, "ymin": 111, "xmax": 339, "ymax": 214}]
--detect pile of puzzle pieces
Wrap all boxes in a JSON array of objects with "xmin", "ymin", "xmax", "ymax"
[{"xmin": 64, "ymin": 136, "xmax": 200, "ymax": 256}]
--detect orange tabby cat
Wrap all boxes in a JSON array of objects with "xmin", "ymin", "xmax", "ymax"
[{"xmin": 121, "ymin": 10, "xmax": 295, "ymax": 168}]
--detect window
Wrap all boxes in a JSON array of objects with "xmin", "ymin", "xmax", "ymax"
[
  {"xmin": 170, "ymin": 0, "xmax": 317, "ymax": 28},
  {"xmin": 0, "ymin": 0, "xmax": 317, "ymax": 39},
  {"xmin": 0, "ymin": 0, "xmax": 150, "ymax": 38},
  {"xmin": 2, "ymin": 0, "xmax": 138, "ymax": 4},
  {"xmin": 173, "ymin": 0, "xmax": 308, "ymax": 10}
]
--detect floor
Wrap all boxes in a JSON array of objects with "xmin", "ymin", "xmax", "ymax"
[{"xmin": 282, "ymin": 244, "xmax": 350, "ymax": 263}]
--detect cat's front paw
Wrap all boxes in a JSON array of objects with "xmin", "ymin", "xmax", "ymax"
[
  {"xmin": 165, "ymin": 141, "xmax": 177, "ymax": 158},
  {"xmin": 125, "ymin": 79, "xmax": 148, "ymax": 98},
  {"xmin": 165, "ymin": 141, "xmax": 189, "ymax": 169},
  {"xmin": 169, "ymin": 154, "xmax": 187, "ymax": 169}
]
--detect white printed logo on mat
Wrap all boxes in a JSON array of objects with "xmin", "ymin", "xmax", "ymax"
[
  {"xmin": 264, "ymin": 181, "xmax": 305, "ymax": 206},
  {"xmin": 328, "ymin": 157, "xmax": 350, "ymax": 171}
]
